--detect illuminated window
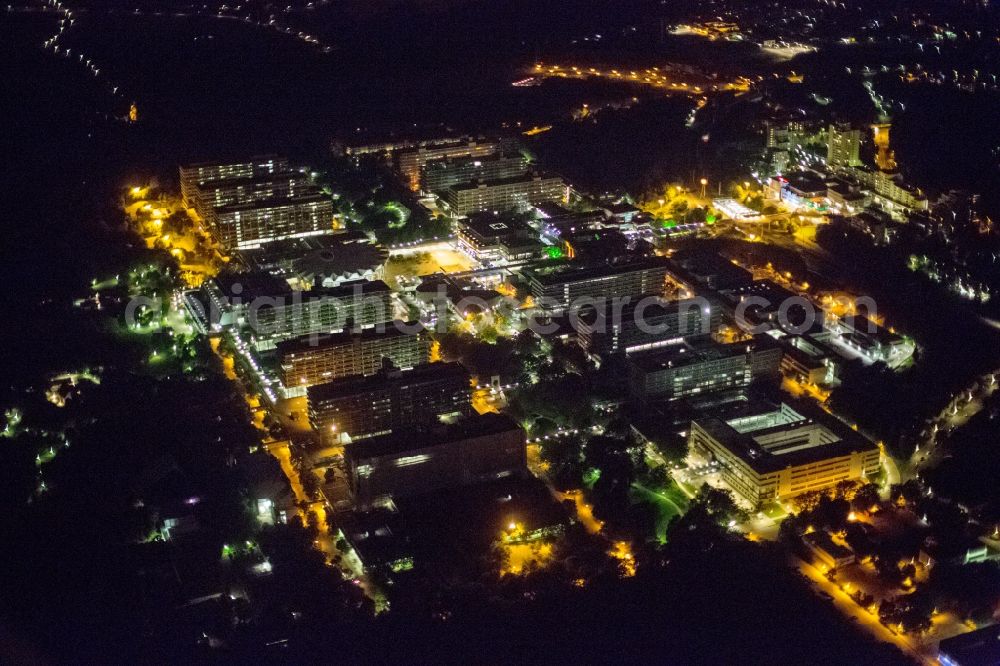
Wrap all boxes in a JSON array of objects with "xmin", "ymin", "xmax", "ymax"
[{"xmin": 394, "ymin": 454, "xmax": 431, "ymax": 467}]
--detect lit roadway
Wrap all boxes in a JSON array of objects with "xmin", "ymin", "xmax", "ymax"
[
  {"xmin": 526, "ymin": 444, "xmax": 604, "ymax": 534},
  {"xmin": 907, "ymin": 369, "xmax": 1000, "ymax": 477},
  {"xmin": 211, "ymin": 340, "xmax": 386, "ymax": 609},
  {"xmin": 792, "ymin": 555, "xmax": 936, "ymax": 665},
  {"xmin": 268, "ymin": 440, "xmax": 386, "ymax": 610},
  {"xmin": 529, "ymin": 63, "xmax": 750, "ymax": 95}
]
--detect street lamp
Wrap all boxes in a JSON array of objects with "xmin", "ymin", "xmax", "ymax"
[{"xmin": 700, "ymin": 178, "xmax": 708, "ymax": 198}]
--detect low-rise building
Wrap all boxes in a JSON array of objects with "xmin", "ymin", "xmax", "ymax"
[
  {"xmin": 240, "ymin": 234, "xmax": 388, "ymax": 288},
  {"xmin": 780, "ymin": 335, "xmax": 838, "ymax": 385},
  {"xmin": 826, "ymin": 177, "xmax": 870, "ymax": 216},
  {"xmin": 917, "ymin": 536, "xmax": 990, "ymax": 569},
  {"xmin": 938, "ymin": 623, "xmax": 1000, "ymax": 666},
  {"xmin": 455, "ymin": 212, "xmax": 542, "ymax": 263},
  {"xmin": 688, "ymin": 400, "xmax": 881, "ymax": 508},
  {"xmin": 828, "ymin": 314, "xmax": 906, "ymax": 363},
  {"xmin": 772, "ymin": 171, "xmax": 829, "ymax": 210},
  {"xmin": 669, "ymin": 250, "xmax": 754, "ymax": 291},
  {"xmin": 842, "ymin": 210, "xmax": 897, "ymax": 245},
  {"xmin": 804, "ymin": 530, "xmax": 856, "ymax": 568},
  {"xmin": 721, "ymin": 280, "xmax": 823, "ymax": 335},
  {"xmin": 345, "ymin": 413, "xmax": 527, "ymax": 506}
]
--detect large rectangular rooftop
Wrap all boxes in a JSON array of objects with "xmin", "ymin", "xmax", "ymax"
[
  {"xmin": 693, "ymin": 400, "xmax": 877, "ymax": 474},
  {"xmin": 347, "ymin": 412, "xmax": 521, "ymax": 460}
]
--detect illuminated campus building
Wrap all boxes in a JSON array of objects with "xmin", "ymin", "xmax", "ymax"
[
  {"xmin": 397, "ymin": 139, "xmax": 499, "ymax": 191},
  {"xmin": 345, "ymin": 413, "xmax": 526, "ymax": 507},
  {"xmin": 180, "ymin": 155, "xmax": 290, "ymax": 208},
  {"xmin": 198, "ymin": 274, "xmax": 394, "ymax": 350},
  {"xmin": 277, "ymin": 324, "xmax": 431, "ymax": 394},
  {"xmin": 522, "ymin": 257, "xmax": 676, "ymax": 310},
  {"xmin": 421, "ymin": 153, "xmax": 528, "ymax": 194},
  {"xmin": 455, "ymin": 212, "xmax": 543, "ymax": 263},
  {"xmin": 826, "ymin": 123, "xmax": 862, "ymax": 168},
  {"xmin": 179, "ymin": 157, "xmax": 333, "ymax": 250},
  {"xmin": 627, "ymin": 336, "xmax": 782, "ymax": 404},
  {"xmin": 307, "ymin": 362, "xmax": 472, "ymax": 441},
  {"xmin": 240, "ymin": 234, "xmax": 388, "ymax": 289},
  {"xmin": 443, "ymin": 173, "xmax": 567, "ymax": 216},
  {"xmin": 576, "ymin": 297, "xmax": 719, "ymax": 357},
  {"xmin": 688, "ymin": 401, "xmax": 881, "ymax": 508}
]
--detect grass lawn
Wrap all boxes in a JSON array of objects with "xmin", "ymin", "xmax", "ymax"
[
  {"xmin": 631, "ymin": 481, "xmax": 690, "ymax": 543},
  {"xmin": 762, "ymin": 502, "xmax": 788, "ymax": 520}
]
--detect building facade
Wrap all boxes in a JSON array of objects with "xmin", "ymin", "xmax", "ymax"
[
  {"xmin": 627, "ymin": 337, "xmax": 782, "ymax": 403},
  {"xmin": 522, "ymin": 257, "xmax": 675, "ymax": 310},
  {"xmin": 444, "ymin": 174, "xmax": 567, "ymax": 216},
  {"xmin": 577, "ymin": 298, "xmax": 719, "ymax": 356},
  {"xmin": 308, "ymin": 362, "xmax": 472, "ymax": 441},
  {"xmin": 688, "ymin": 402, "xmax": 881, "ymax": 507},
  {"xmin": 278, "ymin": 324, "xmax": 431, "ymax": 393},
  {"xmin": 179, "ymin": 157, "xmax": 333, "ymax": 250},
  {"xmin": 397, "ymin": 140, "xmax": 498, "ymax": 191},
  {"xmin": 180, "ymin": 155, "xmax": 289, "ymax": 208},
  {"xmin": 827, "ymin": 123, "xmax": 862, "ymax": 168},
  {"xmin": 421, "ymin": 153, "xmax": 528, "ymax": 194},
  {"xmin": 345, "ymin": 413, "xmax": 526, "ymax": 506},
  {"xmin": 201, "ymin": 275, "xmax": 395, "ymax": 349},
  {"xmin": 209, "ymin": 195, "xmax": 334, "ymax": 250}
]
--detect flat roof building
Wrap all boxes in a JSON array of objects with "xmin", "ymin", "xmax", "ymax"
[
  {"xmin": 522, "ymin": 257, "xmax": 676, "ymax": 310},
  {"xmin": 179, "ymin": 157, "xmax": 334, "ymax": 250},
  {"xmin": 456, "ymin": 212, "xmax": 542, "ymax": 263},
  {"xmin": 421, "ymin": 153, "xmax": 528, "ymax": 194},
  {"xmin": 277, "ymin": 322, "xmax": 430, "ymax": 394},
  {"xmin": 240, "ymin": 234, "xmax": 388, "ymax": 288},
  {"xmin": 201, "ymin": 275, "xmax": 394, "ymax": 349},
  {"xmin": 721, "ymin": 279, "xmax": 823, "ymax": 335},
  {"xmin": 804, "ymin": 530, "xmax": 856, "ymax": 569},
  {"xmin": 308, "ymin": 362, "xmax": 472, "ymax": 441},
  {"xmin": 397, "ymin": 139, "xmax": 498, "ymax": 191},
  {"xmin": 577, "ymin": 297, "xmax": 719, "ymax": 357},
  {"xmin": 688, "ymin": 400, "xmax": 880, "ymax": 508},
  {"xmin": 627, "ymin": 336, "xmax": 782, "ymax": 404},
  {"xmin": 938, "ymin": 624, "xmax": 1000, "ymax": 666},
  {"xmin": 210, "ymin": 195, "xmax": 334, "ymax": 251},
  {"xmin": 444, "ymin": 173, "xmax": 567, "ymax": 216},
  {"xmin": 828, "ymin": 314, "xmax": 906, "ymax": 363},
  {"xmin": 669, "ymin": 250, "xmax": 754, "ymax": 291},
  {"xmin": 180, "ymin": 155, "xmax": 289, "ymax": 208},
  {"xmin": 779, "ymin": 334, "xmax": 838, "ymax": 385},
  {"xmin": 345, "ymin": 413, "xmax": 526, "ymax": 507}
]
